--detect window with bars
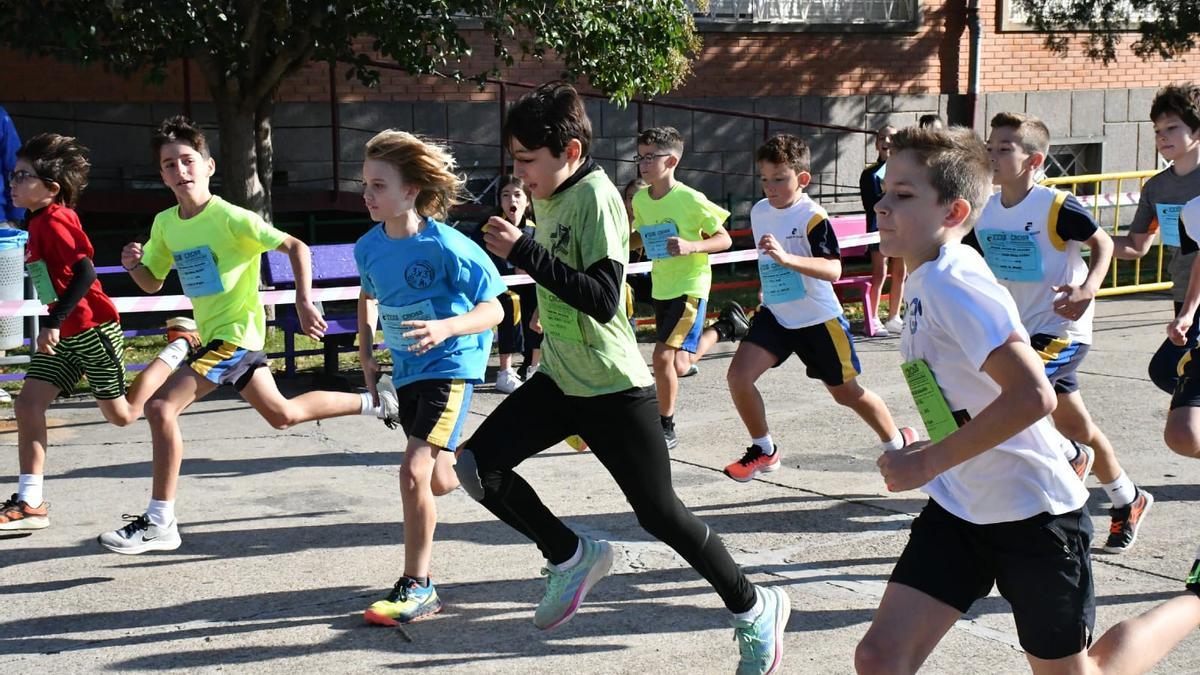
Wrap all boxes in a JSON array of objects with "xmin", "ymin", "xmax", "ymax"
[
  {"xmin": 1044, "ymin": 142, "xmax": 1103, "ymax": 194},
  {"xmin": 691, "ymin": 0, "xmax": 917, "ymax": 24}
]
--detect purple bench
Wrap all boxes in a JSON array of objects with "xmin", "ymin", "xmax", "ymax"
[{"xmin": 262, "ymin": 244, "xmax": 361, "ymax": 377}]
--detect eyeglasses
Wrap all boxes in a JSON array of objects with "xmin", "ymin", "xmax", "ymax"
[
  {"xmin": 8, "ymin": 170, "xmax": 54, "ymax": 186},
  {"xmin": 633, "ymin": 153, "xmax": 672, "ymax": 164}
]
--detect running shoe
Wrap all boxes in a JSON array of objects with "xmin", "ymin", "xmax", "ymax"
[
  {"xmin": 0, "ymin": 493, "xmax": 48, "ymax": 530},
  {"xmin": 1104, "ymin": 489, "xmax": 1153, "ymax": 554},
  {"xmin": 724, "ymin": 445, "xmax": 781, "ymax": 483},
  {"xmin": 732, "ymin": 586, "xmax": 791, "ymax": 675},
  {"xmin": 364, "ymin": 577, "xmax": 443, "ymax": 625},
  {"xmin": 98, "ymin": 514, "xmax": 181, "ymax": 554},
  {"xmin": 533, "ymin": 537, "xmax": 614, "ymax": 630}
]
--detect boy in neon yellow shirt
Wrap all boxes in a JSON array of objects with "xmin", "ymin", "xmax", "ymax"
[
  {"xmin": 631, "ymin": 126, "xmax": 739, "ymax": 449},
  {"xmin": 98, "ymin": 116, "xmax": 399, "ymax": 554}
]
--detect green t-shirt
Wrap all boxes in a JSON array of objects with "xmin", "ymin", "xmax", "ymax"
[
  {"xmin": 632, "ymin": 183, "xmax": 730, "ymax": 300},
  {"xmin": 532, "ymin": 167, "xmax": 653, "ymax": 397},
  {"xmin": 141, "ymin": 196, "xmax": 290, "ymax": 351}
]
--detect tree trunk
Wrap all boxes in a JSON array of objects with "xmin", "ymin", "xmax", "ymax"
[
  {"xmin": 214, "ymin": 99, "xmax": 270, "ymax": 221},
  {"xmin": 255, "ymin": 97, "xmax": 275, "ymax": 221}
]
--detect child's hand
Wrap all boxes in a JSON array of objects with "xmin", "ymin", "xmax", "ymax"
[
  {"xmin": 297, "ymin": 299, "xmax": 327, "ymax": 339},
  {"xmin": 530, "ymin": 308, "xmax": 542, "ymax": 334},
  {"xmin": 1169, "ymin": 314, "xmax": 1194, "ymax": 346},
  {"xmin": 361, "ymin": 353, "xmax": 380, "ymax": 407},
  {"xmin": 876, "ymin": 440, "xmax": 935, "ymax": 492},
  {"xmin": 121, "ymin": 242, "xmax": 144, "ymax": 271},
  {"xmin": 1051, "ymin": 284, "xmax": 1094, "ymax": 321},
  {"xmin": 758, "ymin": 234, "xmax": 789, "ymax": 265},
  {"xmin": 666, "ymin": 236, "xmax": 695, "ymax": 256},
  {"xmin": 483, "ymin": 216, "xmax": 523, "ymax": 260},
  {"xmin": 403, "ymin": 319, "xmax": 451, "ymax": 356},
  {"xmin": 36, "ymin": 327, "xmax": 59, "ymax": 355}
]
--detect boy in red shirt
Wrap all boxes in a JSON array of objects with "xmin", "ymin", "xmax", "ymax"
[{"xmin": 0, "ymin": 133, "xmax": 197, "ymax": 532}]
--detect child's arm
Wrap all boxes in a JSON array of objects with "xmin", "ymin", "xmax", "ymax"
[
  {"xmin": 402, "ymin": 298, "xmax": 503, "ymax": 357},
  {"xmin": 759, "ymin": 233, "xmax": 841, "ymax": 282},
  {"xmin": 668, "ymin": 225, "xmax": 732, "ymax": 256},
  {"xmin": 1170, "ymin": 254, "xmax": 1200, "ymax": 345},
  {"xmin": 877, "ymin": 335, "xmax": 1058, "ymax": 491},
  {"xmin": 1111, "ymin": 232, "xmax": 1156, "ymax": 260},
  {"xmin": 358, "ymin": 290, "xmax": 381, "ymax": 404},
  {"xmin": 121, "ymin": 241, "xmax": 166, "ymax": 294},
  {"xmin": 277, "ymin": 236, "xmax": 328, "ymax": 339},
  {"xmin": 1052, "ymin": 227, "xmax": 1113, "ymax": 320}
]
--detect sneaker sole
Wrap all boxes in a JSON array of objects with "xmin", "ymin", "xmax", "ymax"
[
  {"xmin": 1103, "ymin": 492, "xmax": 1154, "ymax": 554},
  {"xmin": 766, "ymin": 587, "xmax": 792, "ymax": 675},
  {"xmin": 538, "ymin": 542, "xmax": 615, "ymax": 631},
  {"xmin": 364, "ymin": 599, "xmax": 444, "ymax": 626},
  {"xmin": 0, "ymin": 516, "xmax": 49, "ymax": 530},
  {"xmin": 97, "ymin": 535, "xmax": 182, "ymax": 555},
  {"xmin": 724, "ymin": 461, "xmax": 780, "ymax": 483}
]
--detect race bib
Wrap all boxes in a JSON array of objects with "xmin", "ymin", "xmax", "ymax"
[
  {"xmin": 901, "ymin": 359, "xmax": 958, "ymax": 443},
  {"xmin": 1157, "ymin": 203, "xmax": 1183, "ymax": 248},
  {"xmin": 538, "ymin": 291, "xmax": 584, "ymax": 344},
  {"xmin": 26, "ymin": 260, "xmax": 58, "ymax": 305},
  {"xmin": 977, "ymin": 229, "xmax": 1043, "ymax": 282},
  {"xmin": 639, "ymin": 222, "xmax": 679, "ymax": 260},
  {"xmin": 173, "ymin": 246, "xmax": 224, "ymax": 297},
  {"xmin": 379, "ymin": 299, "xmax": 436, "ymax": 356},
  {"xmin": 758, "ymin": 258, "xmax": 807, "ymax": 304}
]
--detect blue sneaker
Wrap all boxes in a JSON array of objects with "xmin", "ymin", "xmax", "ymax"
[
  {"xmin": 364, "ymin": 576, "xmax": 442, "ymax": 625},
  {"xmin": 732, "ymin": 586, "xmax": 791, "ymax": 675},
  {"xmin": 533, "ymin": 537, "xmax": 614, "ymax": 629}
]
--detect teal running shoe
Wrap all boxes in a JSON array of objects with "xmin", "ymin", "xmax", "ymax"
[
  {"xmin": 533, "ymin": 537, "xmax": 614, "ymax": 629},
  {"xmin": 732, "ymin": 586, "xmax": 791, "ymax": 675}
]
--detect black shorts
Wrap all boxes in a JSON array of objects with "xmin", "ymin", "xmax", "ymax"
[
  {"xmin": 1171, "ymin": 347, "xmax": 1200, "ymax": 410},
  {"xmin": 1030, "ymin": 333, "xmax": 1090, "ymax": 395},
  {"xmin": 25, "ymin": 321, "xmax": 127, "ymax": 400},
  {"xmin": 890, "ymin": 499, "xmax": 1095, "ymax": 660},
  {"xmin": 396, "ymin": 379, "xmax": 473, "ymax": 450},
  {"xmin": 743, "ymin": 308, "xmax": 860, "ymax": 386},
  {"xmin": 653, "ymin": 295, "xmax": 707, "ymax": 352},
  {"xmin": 187, "ymin": 340, "xmax": 268, "ymax": 391}
]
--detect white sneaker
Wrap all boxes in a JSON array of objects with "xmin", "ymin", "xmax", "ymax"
[
  {"xmin": 376, "ymin": 374, "xmax": 401, "ymax": 428},
  {"xmin": 0, "ymin": 389, "xmax": 10, "ymax": 404},
  {"xmin": 98, "ymin": 514, "xmax": 181, "ymax": 554},
  {"xmin": 884, "ymin": 316, "xmax": 904, "ymax": 334},
  {"xmin": 526, "ymin": 364, "xmax": 539, "ymax": 379},
  {"xmin": 495, "ymin": 368, "xmax": 523, "ymax": 394},
  {"xmin": 869, "ymin": 319, "xmax": 889, "ymax": 337}
]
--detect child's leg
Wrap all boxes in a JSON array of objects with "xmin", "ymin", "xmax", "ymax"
[
  {"xmin": 826, "ymin": 379, "xmax": 900, "ymax": 442},
  {"xmin": 430, "ymin": 450, "xmax": 459, "ymax": 496},
  {"xmin": 14, "ymin": 378, "xmax": 60, "ymax": 478},
  {"xmin": 1051, "ymin": 594, "xmax": 1200, "ymax": 675},
  {"xmin": 400, "ymin": 437, "xmax": 441, "ymax": 579},
  {"xmin": 884, "ymin": 257, "xmax": 906, "ymax": 322},
  {"xmin": 676, "ymin": 327, "xmax": 721, "ymax": 374},
  {"xmin": 855, "ymin": 583, "xmax": 961, "ymax": 674},
  {"xmin": 726, "ymin": 341, "xmax": 778, "ymax": 439},
  {"xmin": 1165, "ymin": 406, "xmax": 1200, "ymax": 458},
  {"xmin": 868, "ymin": 250, "xmax": 886, "ymax": 319},
  {"xmin": 800, "ymin": 316, "xmax": 900, "ymax": 443},
  {"xmin": 145, "ymin": 366, "xmax": 217, "ymax": 502},
  {"xmin": 96, "ymin": 358, "xmax": 176, "ymax": 427},
  {"xmin": 237, "ymin": 367, "xmax": 364, "ymax": 430},
  {"xmin": 653, "ymin": 342, "xmax": 679, "ymax": 416},
  {"xmin": 1053, "ymin": 392, "xmax": 1122, "ymax": 482}
]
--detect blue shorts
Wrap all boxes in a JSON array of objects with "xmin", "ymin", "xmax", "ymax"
[
  {"xmin": 188, "ymin": 340, "xmax": 268, "ymax": 391},
  {"xmin": 653, "ymin": 295, "xmax": 708, "ymax": 353},
  {"xmin": 1030, "ymin": 334, "xmax": 1089, "ymax": 395}
]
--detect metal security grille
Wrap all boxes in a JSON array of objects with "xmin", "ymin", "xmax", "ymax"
[
  {"xmin": 1044, "ymin": 142, "xmax": 1103, "ymax": 193},
  {"xmin": 692, "ymin": 0, "xmax": 917, "ymax": 24}
]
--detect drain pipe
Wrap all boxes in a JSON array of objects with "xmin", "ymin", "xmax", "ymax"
[{"xmin": 967, "ymin": 0, "xmax": 982, "ymax": 127}]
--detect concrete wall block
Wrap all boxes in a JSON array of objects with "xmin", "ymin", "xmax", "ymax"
[
  {"xmin": 339, "ymin": 101, "xmax": 411, "ymax": 134},
  {"xmin": 649, "ymin": 105, "xmax": 693, "ymax": 145},
  {"xmin": 601, "ymin": 101, "xmax": 638, "ymax": 139},
  {"xmin": 446, "ymin": 102, "xmax": 498, "ymax": 147},
  {"xmin": 412, "ymin": 101, "xmax": 447, "ymax": 139},
  {"xmin": 822, "ymin": 96, "xmax": 866, "ymax": 129},
  {"xmin": 273, "ymin": 102, "xmax": 327, "ymax": 127},
  {"xmin": 693, "ymin": 110, "xmax": 754, "ymax": 153},
  {"xmin": 983, "ymin": 92, "xmax": 1026, "ymax": 127},
  {"xmin": 864, "ymin": 112, "xmax": 916, "ymax": 132},
  {"xmin": 677, "ymin": 168, "xmax": 722, "ymax": 197},
  {"xmin": 1137, "ymin": 121, "xmax": 1159, "ymax": 170},
  {"xmin": 800, "ymin": 96, "xmax": 824, "ymax": 130},
  {"xmin": 1128, "ymin": 87, "xmax": 1158, "ymax": 122},
  {"xmin": 273, "ymin": 128, "xmax": 331, "ymax": 163},
  {"xmin": 892, "ymin": 93, "xmax": 940, "ymax": 112},
  {"xmin": 810, "ymin": 134, "xmax": 839, "ymax": 176},
  {"xmin": 1101, "ymin": 122, "xmax": 1139, "ymax": 174},
  {"xmin": 835, "ymin": 133, "xmax": 866, "ymax": 194},
  {"xmin": 754, "ymin": 96, "xmax": 802, "ymax": 120},
  {"xmin": 1026, "ymin": 91, "xmax": 1072, "ymax": 138},
  {"xmin": 866, "ymin": 94, "xmax": 892, "ymax": 114},
  {"xmin": 1104, "ymin": 89, "xmax": 1129, "ymax": 123},
  {"xmin": 1070, "ymin": 90, "xmax": 1106, "ymax": 137}
]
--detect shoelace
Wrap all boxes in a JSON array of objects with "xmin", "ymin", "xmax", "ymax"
[
  {"xmin": 385, "ymin": 578, "xmax": 415, "ymax": 603},
  {"xmin": 733, "ymin": 622, "xmax": 768, "ymax": 663},
  {"xmin": 119, "ymin": 513, "xmax": 152, "ymax": 536},
  {"xmin": 1, "ymin": 493, "xmax": 20, "ymax": 511},
  {"xmin": 737, "ymin": 446, "xmax": 766, "ymax": 466},
  {"xmin": 540, "ymin": 566, "xmax": 571, "ymax": 600}
]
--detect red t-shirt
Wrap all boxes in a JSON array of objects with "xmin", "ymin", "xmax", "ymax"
[{"xmin": 25, "ymin": 203, "xmax": 120, "ymax": 338}]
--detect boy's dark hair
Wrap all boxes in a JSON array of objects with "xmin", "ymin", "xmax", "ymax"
[
  {"xmin": 152, "ymin": 115, "xmax": 211, "ymax": 162},
  {"xmin": 16, "ymin": 133, "xmax": 90, "ymax": 208},
  {"xmin": 755, "ymin": 133, "xmax": 811, "ymax": 174},
  {"xmin": 990, "ymin": 112, "xmax": 1051, "ymax": 155},
  {"xmin": 1150, "ymin": 83, "xmax": 1200, "ymax": 131},
  {"xmin": 637, "ymin": 126, "xmax": 684, "ymax": 154},
  {"xmin": 503, "ymin": 81, "xmax": 591, "ymax": 158},
  {"xmin": 917, "ymin": 114, "xmax": 946, "ymax": 130},
  {"xmin": 890, "ymin": 125, "xmax": 991, "ymax": 227}
]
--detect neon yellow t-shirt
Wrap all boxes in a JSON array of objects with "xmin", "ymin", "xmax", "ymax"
[
  {"xmin": 141, "ymin": 196, "xmax": 290, "ymax": 350},
  {"xmin": 632, "ymin": 183, "xmax": 730, "ymax": 300}
]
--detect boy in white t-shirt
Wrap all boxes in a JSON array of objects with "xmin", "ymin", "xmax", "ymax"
[
  {"xmin": 858, "ymin": 125, "xmax": 1200, "ymax": 675},
  {"xmin": 975, "ymin": 112, "xmax": 1151, "ymax": 553},
  {"xmin": 723, "ymin": 134, "xmax": 915, "ymax": 482}
]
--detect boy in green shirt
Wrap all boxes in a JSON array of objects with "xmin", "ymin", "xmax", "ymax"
[{"xmin": 98, "ymin": 116, "xmax": 399, "ymax": 554}]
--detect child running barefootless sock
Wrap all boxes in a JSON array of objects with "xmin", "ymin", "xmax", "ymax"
[
  {"xmin": 155, "ymin": 338, "xmax": 191, "ymax": 370},
  {"xmin": 17, "ymin": 474, "xmax": 43, "ymax": 506},
  {"xmin": 550, "ymin": 539, "xmax": 584, "ymax": 571},
  {"xmin": 1102, "ymin": 472, "xmax": 1138, "ymax": 509},
  {"xmin": 752, "ymin": 434, "xmax": 775, "ymax": 455},
  {"xmin": 732, "ymin": 587, "xmax": 765, "ymax": 622},
  {"xmin": 146, "ymin": 499, "xmax": 175, "ymax": 527},
  {"xmin": 880, "ymin": 431, "xmax": 905, "ymax": 452}
]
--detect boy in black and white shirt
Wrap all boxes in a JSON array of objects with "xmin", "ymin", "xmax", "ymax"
[{"xmin": 856, "ymin": 126, "xmax": 1200, "ymax": 674}]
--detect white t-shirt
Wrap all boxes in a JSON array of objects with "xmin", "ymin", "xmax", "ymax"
[
  {"xmin": 975, "ymin": 185, "xmax": 1099, "ymax": 344},
  {"xmin": 1182, "ymin": 195, "xmax": 1200, "ymax": 250},
  {"xmin": 900, "ymin": 243, "xmax": 1089, "ymax": 525},
  {"xmin": 750, "ymin": 195, "xmax": 844, "ymax": 329}
]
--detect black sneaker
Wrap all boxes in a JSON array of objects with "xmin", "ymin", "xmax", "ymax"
[
  {"xmin": 663, "ymin": 425, "xmax": 678, "ymax": 451},
  {"xmin": 713, "ymin": 302, "xmax": 750, "ymax": 342},
  {"xmin": 1104, "ymin": 490, "xmax": 1153, "ymax": 554}
]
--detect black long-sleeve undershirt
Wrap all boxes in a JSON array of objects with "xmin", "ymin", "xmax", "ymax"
[
  {"xmin": 44, "ymin": 257, "xmax": 96, "ymax": 329},
  {"xmin": 506, "ymin": 233, "xmax": 622, "ymax": 322}
]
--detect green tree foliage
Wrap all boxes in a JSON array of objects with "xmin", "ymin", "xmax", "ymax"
[{"xmin": 1017, "ymin": 0, "xmax": 1197, "ymax": 63}]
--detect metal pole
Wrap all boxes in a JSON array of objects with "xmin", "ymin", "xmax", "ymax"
[
  {"xmin": 329, "ymin": 60, "xmax": 341, "ymax": 201},
  {"xmin": 499, "ymin": 81, "xmax": 507, "ymax": 174}
]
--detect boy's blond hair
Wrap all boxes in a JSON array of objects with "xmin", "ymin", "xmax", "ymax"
[
  {"xmin": 365, "ymin": 130, "xmax": 464, "ymax": 220},
  {"xmin": 890, "ymin": 126, "xmax": 991, "ymax": 228}
]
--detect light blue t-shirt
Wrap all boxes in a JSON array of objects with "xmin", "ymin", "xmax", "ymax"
[{"xmin": 354, "ymin": 218, "xmax": 506, "ymax": 388}]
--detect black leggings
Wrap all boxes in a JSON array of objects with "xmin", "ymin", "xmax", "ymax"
[
  {"xmin": 1148, "ymin": 302, "xmax": 1200, "ymax": 394},
  {"xmin": 457, "ymin": 372, "xmax": 756, "ymax": 614}
]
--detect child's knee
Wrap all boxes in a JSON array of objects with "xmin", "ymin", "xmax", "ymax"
[
  {"xmin": 14, "ymin": 393, "xmax": 47, "ymax": 420},
  {"xmin": 1164, "ymin": 420, "xmax": 1200, "ymax": 458},
  {"xmin": 144, "ymin": 397, "xmax": 179, "ymax": 426},
  {"xmin": 854, "ymin": 636, "xmax": 892, "ymax": 675},
  {"xmin": 829, "ymin": 380, "xmax": 865, "ymax": 406}
]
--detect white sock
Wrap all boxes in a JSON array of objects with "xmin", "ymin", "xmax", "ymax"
[
  {"xmin": 880, "ymin": 431, "xmax": 905, "ymax": 452},
  {"xmin": 551, "ymin": 539, "xmax": 584, "ymax": 571},
  {"xmin": 1102, "ymin": 472, "xmax": 1138, "ymax": 509},
  {"xmin": 359, "ymin": 391, "xmax": 383, "ymax": 417},
  {"xmin": 732, "ymin": 588, "xmax": 765, "ymax": 622},
  {"xmin": 155, "ymin": 338, "xmax": 191, "ymax": 370},
  {"xmin": 17, "ymin": 474, "xmax": 43, "ymax": 506},
  {"xmin": 146, "ymin": 499, "xmax": 175, "ymax": 527},
  {"xmin": 752, "ymin": 434, "xmax": 775, "ymax": 455}
]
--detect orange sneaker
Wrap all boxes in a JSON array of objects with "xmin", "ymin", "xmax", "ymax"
[
  {"xmin": 165, "ymin": 316, "xmax": 201, "ymax": 354},
  {"xmin": 0, "ymin": 493, "xmax": 49, "ymax": 530},
  {"xmin": 1068, "ymin": 442, "xmax": 1095, "ymax": 482},
  {"xmin": 723, "ymin": 445, "xmax": 780, "ymax": 483}
]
